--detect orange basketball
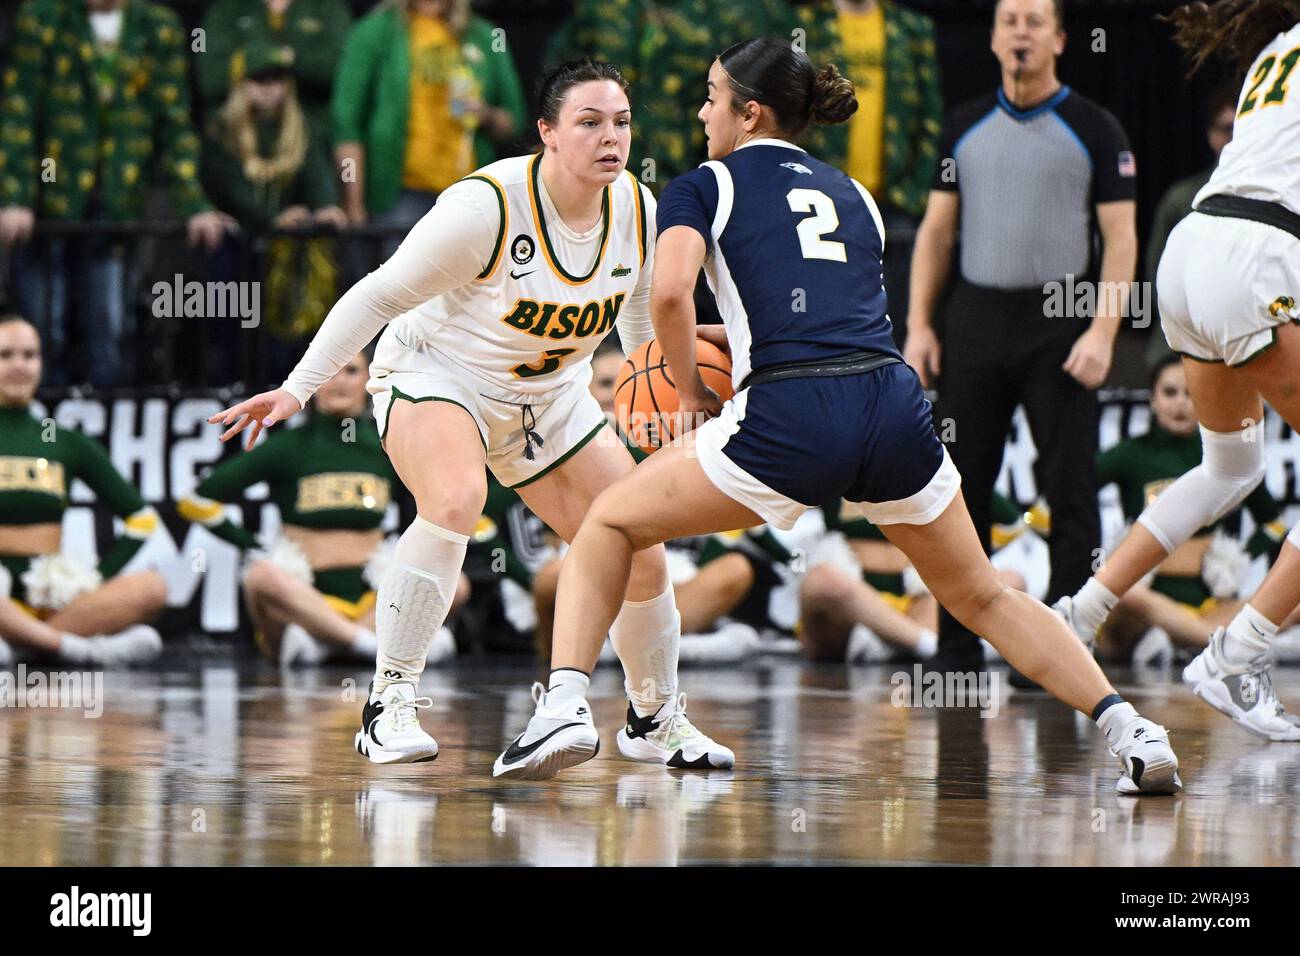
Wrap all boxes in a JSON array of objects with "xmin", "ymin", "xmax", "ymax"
[{"xmin": 615, "ymin": 337, "xmax": 734, "ymax": 453}]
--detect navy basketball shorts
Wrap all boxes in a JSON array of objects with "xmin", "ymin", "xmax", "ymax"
[{"xmin": 692, "ymin": 363, "xmax": 961, "ymax": 530}]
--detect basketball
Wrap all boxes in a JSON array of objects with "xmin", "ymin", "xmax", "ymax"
[{"xmin": 614, "ymin": 338, "xmax": 734, "ymax": 453}]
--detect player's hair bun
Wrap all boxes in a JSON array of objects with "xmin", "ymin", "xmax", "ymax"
[{"xmin": 809, "ymin": 64, "xmax": 858, "ymax": 126}]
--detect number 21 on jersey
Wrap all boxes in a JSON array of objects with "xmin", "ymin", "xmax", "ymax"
[
  {"xmin": 1239, "ymin": 46, "xmax": 1300, "ymax": 117},
  {"xmin": 787, "ymin": 188, "xmax": 847, "ymax": 262}
]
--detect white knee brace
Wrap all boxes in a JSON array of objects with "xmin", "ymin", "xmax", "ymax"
[{"xmin": 1136, "ymin": 425, "xmax": 1266, "ymax": 552}]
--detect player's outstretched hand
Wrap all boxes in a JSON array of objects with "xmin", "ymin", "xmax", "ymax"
[{"xmin": 209, "ymin": 389, "xmax": 303, "ymax": 450}]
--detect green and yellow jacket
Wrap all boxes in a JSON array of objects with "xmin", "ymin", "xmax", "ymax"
[
  {"xmin": 196, "ymin": 0, "xmax": 353, "ymax": 148},
  {"xmin": 794, "ymin": 0, "xmax": 943, "ymax": 216},
  {"xmin": 201, "ymin": 116, "xmax": 338, "ymax": 231},
  {"xmin": 0, "ymin": 0, "xmax": 210, "ymax": 219},
  {"xmin": 331, "ymin": 6, "xmax": 527, "ymax": 215},
  {"xmin": 0, "ymin": 404, "xmax": 157, "ymax": 603}
]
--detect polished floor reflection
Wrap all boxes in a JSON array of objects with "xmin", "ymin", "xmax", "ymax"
[{"xmin": 2, "ymin": 658, "xmax": 1299, "ymax": 865}]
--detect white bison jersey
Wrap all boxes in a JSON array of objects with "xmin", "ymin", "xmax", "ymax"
[
  {"xmin": 283, "ymin": 153, "xmax": 656, "ymax": 406},
  {"xmin": 1196, "ymin": 23, "xmax": 1300, "ymax": 215}
]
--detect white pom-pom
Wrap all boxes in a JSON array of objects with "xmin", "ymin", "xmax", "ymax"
[
  {"xmin": 1202, "ymin": 531, "xmax": 1249, "ymax": 600},
  {"xmin": 20, "ymin": 554, "xmax": 102, "ymax": 610},
  {"xmin": 246, "ymin": 535, "xmax": 314, "ymax": 586}
]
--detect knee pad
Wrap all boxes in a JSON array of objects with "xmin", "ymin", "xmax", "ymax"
[
  {"xmin": 1136, "ymin": 425, "xmax": 1266, "ymax": 552},
  {"xmin": 1289, "ymin": 520, "xmax": 1300, "ymax": 550}
]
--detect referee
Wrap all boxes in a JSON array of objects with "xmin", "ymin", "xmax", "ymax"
[{"xmin": 903, "ymin": 0, "xmax": 1138, "ymax": 673}]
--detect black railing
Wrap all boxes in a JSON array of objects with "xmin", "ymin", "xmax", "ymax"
[{"xmin": 3, "ymin": 220, "xmax": 411, "ymax": 391}]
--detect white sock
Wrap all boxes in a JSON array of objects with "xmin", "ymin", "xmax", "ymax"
[
  {"xmin": 1095, "ymin": 699, "xmax": 1138, "ymax": 742},
  {"xmin": 914, "ymin": 628, "xmax": 938, "ymax": 659},
  {"xmin": 373, "ymin": 516, "xmax": 468, "ymax": 694},
  {"xmin": 352, "ymin": 626, "xmax": 378, "ymax": 656},
  {"xmin": 57, "ymin": 632, "xmax": 94, "ymax": 663},
  {"xmin": 546, "ymin": 667, "xmax": 590, "ymax": 705},
  {"xmin": 1072, "ymin": 578, "xmax": 1119, "ymax": 637},
  {"xmin": 1222, "ymin": 603, "xmax": 1277, "ymax": 666},
  {"xmin": 609, "ymin": 586, "xmax": 680, "ymax": 718}
]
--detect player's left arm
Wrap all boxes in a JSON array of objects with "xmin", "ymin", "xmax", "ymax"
[
  {"xmin": 650, "ymin": 172, "xmax": 720, "ymax": 422},
  {"xmin": 70, "ymin": 431, "xmax": 160, "ymax": 578},
  {"xmin": 651, "ymin": 225, "xmax": 715, "ymax": 419}
]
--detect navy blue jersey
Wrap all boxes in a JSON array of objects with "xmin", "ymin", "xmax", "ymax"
[{"xmin": 656, "ymin": 138, "xmax": 899, "ymax": 385}]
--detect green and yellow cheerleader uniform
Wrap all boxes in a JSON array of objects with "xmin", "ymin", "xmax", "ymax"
[
  {"xmin": 1098, "ymin": 423, "xmax": 1286, "ymax": 610},
  {"xmin": 0, "ymin": 404, "xmax": 158, "ymax": 617},
  {"xmin": 178, "ymin": 412, "xmax": 398, "ymax": 629}
]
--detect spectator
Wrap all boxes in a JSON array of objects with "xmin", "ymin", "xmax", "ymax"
[
  {"xmin": 903, "ymin": 0, "xmax": 1139, "ymax": 673},
  {"xmin": 1144, "ymin": 83, "xmax": 1237, "ymax": 364},
  {"xmin": 796, "ymin": 0, "xmax": 943, "ymax": 343},
  {"xmin": 332, "ymin": 0, "xmax": 526, "ymax": 239},
  {"xmin": 549, "ymin": 0, "xmax": 791, "ymax": 191},
  {"xmin": 201, "ymin": 37, "xmax": 348, "ymax": 385},
  {"xmin": 196, "ymin": 0, "xmax": 352, "ymax": 150},
  {"xmin": 202, "ymin": 38, "xmax": 345, "ymax": 234},
  {"xmin": 0, "ymin": 0, "xmax": 229, "ymax": 387}
]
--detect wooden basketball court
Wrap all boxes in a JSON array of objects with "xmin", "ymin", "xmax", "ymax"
[{"xmin": 2, "ymin": 658, "xmax": 1297, "ymax": 866}]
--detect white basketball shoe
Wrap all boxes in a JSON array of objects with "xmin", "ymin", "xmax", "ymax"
[
  {"xmin": 616, "ymin": 692, "xmax": 735, "ymax": 770},
  {"xmin": 493, "ymin": 682, "xmax": 600, "ymax": 780},
  {"xmin": 1183, "ymin": 628, "xmax": 1300, "ymax": 741},
  {"xmin": 354, "ymin": 681, "xmax": 439, "ymax": 764},
  {"xmin": 1105, "ymin": 715, "xmax": 1182, "ymax": 795}
]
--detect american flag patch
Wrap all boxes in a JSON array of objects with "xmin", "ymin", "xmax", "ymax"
[{"xmin": 1117, "ymin": 151, "xmax": 1137, "ymax": 177}]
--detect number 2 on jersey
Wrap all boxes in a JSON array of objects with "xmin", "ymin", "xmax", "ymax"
[
  {"xmin": 1239, "ymin": 46, "xmax": 1300, "ymax": 117},
  {"xmin": 787, "ymin": 188, "xmax": 847, "ymax": 263}
]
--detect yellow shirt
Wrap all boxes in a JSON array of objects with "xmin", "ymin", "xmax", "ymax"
[
  {"xmin": 402, "ymin": 15, "xmax": 475, "ymax": 193},
  {"xmin": 838, "ymin": 5, "xmax": 886, "ymax": 194}
]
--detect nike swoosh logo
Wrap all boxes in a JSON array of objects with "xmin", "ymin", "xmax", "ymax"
[
  {"xmin": 510, "ymin": 269, "xmax": 535, "ymax": 280},
  {"xmin": 500, "ymin": 723, "xmax": 583, "ymax": 766}
]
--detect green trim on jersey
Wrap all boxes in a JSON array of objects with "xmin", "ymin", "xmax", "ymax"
[
  {"xmin": 460, "ymin": 174, "xmax": 508, "ymax": 279},
  {"xmin": 632, "ymin": 177, "xmax": 648, "ymax": 266},
  {"xmin": 509, "ymin": 418, "xmax": 608, "ymax": 489},
  {"xmin": 383, "ymin": 387, "xmax": 488, "ymax": 451},
  {"xmin": 529, "ymin": 153, "xmax": 611, "ymax": 283}
]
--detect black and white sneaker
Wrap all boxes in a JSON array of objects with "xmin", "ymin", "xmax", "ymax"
[
  {"xmin": 616, "ymin": 693, "xmax": 735, "ymax": 769},
  {"xmin": 354, "ymin": 681, "xmax": 439, "ymax": 764},
  {"xmin": 492, "ymin": 682, "xmax": 599, "ymax": 780}
]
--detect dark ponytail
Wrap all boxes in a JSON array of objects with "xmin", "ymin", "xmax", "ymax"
[
  {"xmin": 809, "ymin": 64, "xmax": 857, "ymax": 125},
  {"xmin": 718, "ymin": 37, "xmax": 857, "ymax": 137},
  {"xmin": 535, "ymin": 58, "xmax": 630, "ymax": 126},
  {"xmin": 1163, "ymin": 0, "xmax": 1300, "ymax": 77}
]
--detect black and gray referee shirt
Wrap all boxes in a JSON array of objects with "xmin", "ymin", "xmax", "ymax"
[{"xmin": 934, "ymin": 86, "xmax": 1136, "ymax": 290}]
